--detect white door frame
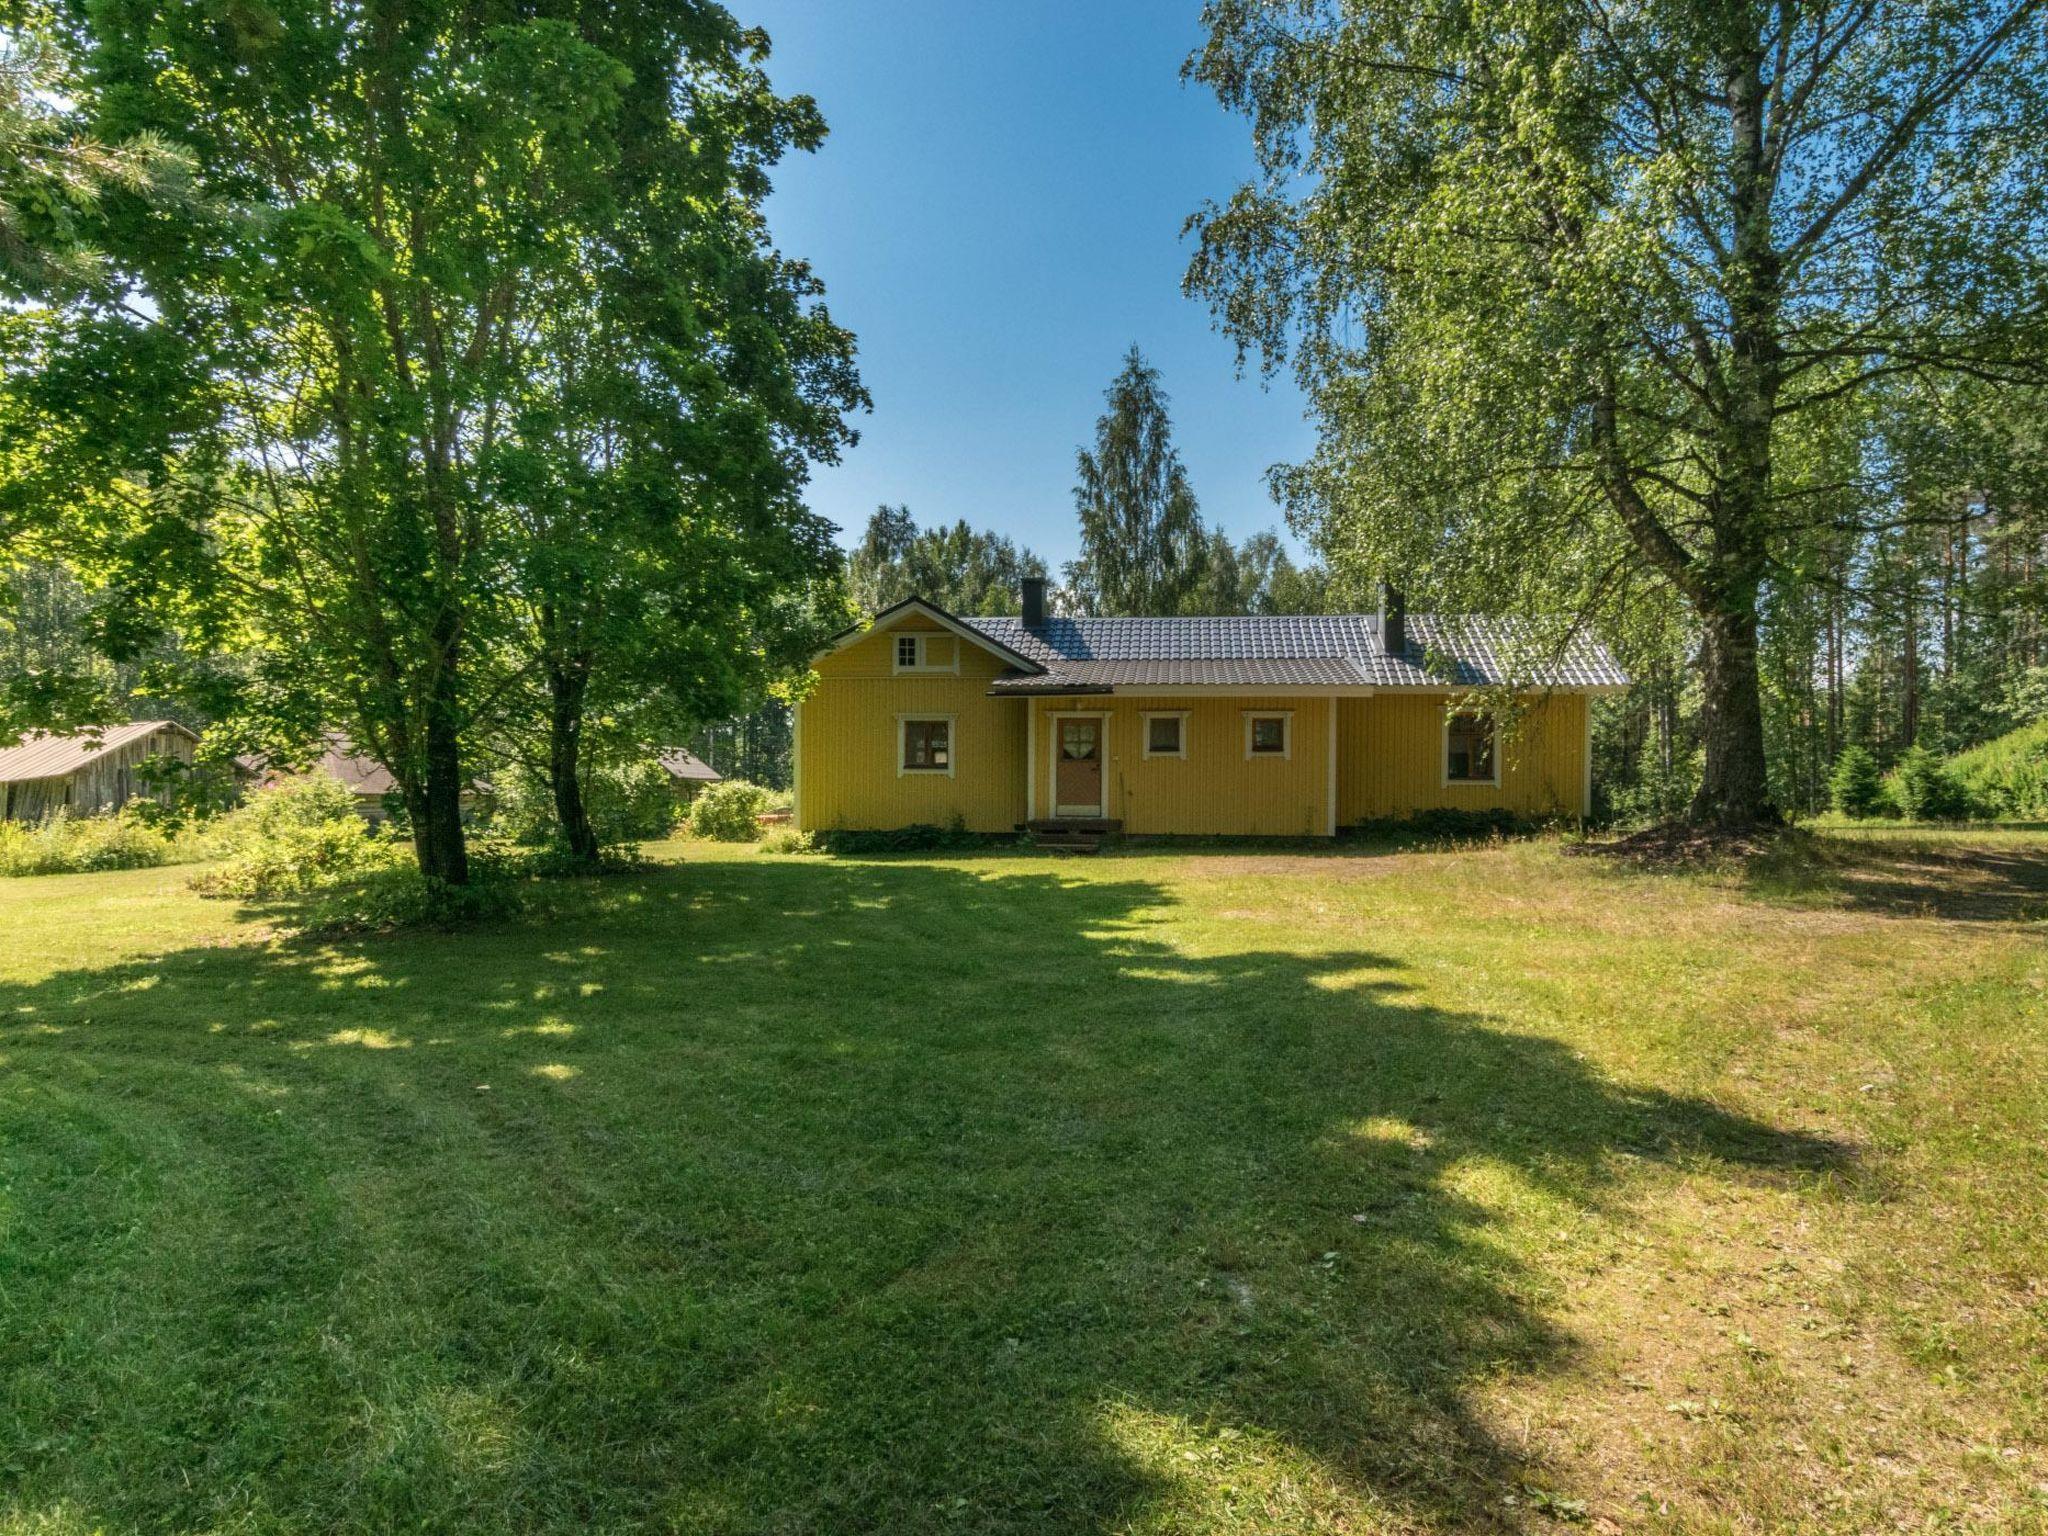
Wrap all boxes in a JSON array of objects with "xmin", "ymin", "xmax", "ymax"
[{"xmin": 1048, "ymin": 710, "xmax": 1111, "ymax": 818}]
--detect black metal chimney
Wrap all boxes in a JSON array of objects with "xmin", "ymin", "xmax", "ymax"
[
  {"xmin": 1021, "ymin": 575, "xmax": 1048, "ymax": 629},
  {"xmin": 1378, "ymin": 581, "xmax": 1406, "ymax": 655}
]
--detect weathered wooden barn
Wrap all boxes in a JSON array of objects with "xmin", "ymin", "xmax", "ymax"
[{"xmin": 0, "ymin": 720, "xmax": 200, "ymax": 821}]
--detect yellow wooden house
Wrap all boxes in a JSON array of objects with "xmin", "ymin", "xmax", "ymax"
[{"xmin": 795, "ymin": 579, "xmax": 1626, "ymax": 841}]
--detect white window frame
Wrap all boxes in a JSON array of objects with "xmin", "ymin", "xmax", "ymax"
[
  {"xmin": 897, "ymin": 714, "xmax": 957, "ymax": 777},
  {"xmin": 892, "ymin": 632, "xmax": 959, "ymax": 675},
  {"xmin": 1243, "ymin": 710, "xmax": 1293, "ymax": 761},
  {"xmin": 1140, "ymin": 710, "xmax": 1190, "ymax": 760},
  {"xmin": 1442, "ymin": 708, "xmax": 1500, "ymax": 787}
]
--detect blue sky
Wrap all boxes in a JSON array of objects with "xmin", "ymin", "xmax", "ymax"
[{"xmin": 746, "ymin": 0, "xmax": 1315, "ymax": 573}]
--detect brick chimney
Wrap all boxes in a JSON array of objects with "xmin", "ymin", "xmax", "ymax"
[
  {"xmin": 1021, "ymin": 575, "xmax": 1048, "ymax": 629},
  {"xmin": 1378, "ymin": 581, "xmax": 1406, "ymax": 655}
]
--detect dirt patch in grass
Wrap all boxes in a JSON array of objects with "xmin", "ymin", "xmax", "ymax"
[{"xmin": 1566, "ymin": 821, "xmax": 1789, "ymax": 868}]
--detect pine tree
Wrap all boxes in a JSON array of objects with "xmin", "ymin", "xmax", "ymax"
[{"xmin": 1827, "ymin": 746, "xmax": 1886, "ymax": 820}]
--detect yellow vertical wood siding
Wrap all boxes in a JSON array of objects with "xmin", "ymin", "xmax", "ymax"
[
  {"xmin": 1336, "ymin": 692, "xmax": 1587, "ymax": 823},
  {"xmin": 797, "ymin": 617, "xmax": 1027, "ymax": 833},
  {"xmin": 1029, "ymin": 695, "xmax": 1335, "ymax": 837}
]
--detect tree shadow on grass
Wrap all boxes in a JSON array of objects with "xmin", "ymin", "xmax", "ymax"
[
  {"xmin": 1577, "ymin": 825, "xmax": 2048, "ymax": 923},
  {"xmin": 0, "ymin": 855, "xmax": 1849, "ymax": 1534},
  {"xmin": 1739, "ymin": 830, "xmax": 2048, "ymax": 922}
]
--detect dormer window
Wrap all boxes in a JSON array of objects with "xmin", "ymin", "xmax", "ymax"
[{"xmin": 892, "ymin": 633, "xmax": 958, "ymax": 674}]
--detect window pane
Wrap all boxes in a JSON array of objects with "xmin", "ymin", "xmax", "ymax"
[
  {"xmin": 1251, "ymin": 717, "xmax": 1285, "ymax": 753},
  {"xmin": 896, "ymin": 635, "xmax": 918, "ymax": 668},
  {"xmin": 1148, "ymin": 716, "xmax": 1180, "ymax": 754},
  {"xmin": 903, "ymin": 719, "xmax": 950, "ymax": 769},
  {"xmin": 1448, "ymin": 714, "xmax": 1494, "ymax": 780}
]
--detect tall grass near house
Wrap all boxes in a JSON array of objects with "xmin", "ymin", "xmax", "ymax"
[{"xmin": 0, "ymin": 808, "xmax": 199, "ymax": 876}]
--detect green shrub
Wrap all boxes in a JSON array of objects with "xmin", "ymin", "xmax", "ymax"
[
  {"xmin": 810, "ymin": 816, "xmax": 997, "ymax": 854},
  {"xmin": 492, "ymin": 761, "xmax": 680, "ymax": 849},
  {"xmin": 760, "ymin": 827, "xmax": 820, "ymax": 855},
  {"xmin": 1947, "ymin": 719, "xmax": 2048, "ymax": 818},
  {"xmin": 685, "ymin": 779, "xmax": 771, "ymax": 842},
  {"xmin": 193, "ymin": 776, "xmax": 408, "ymax": 897},
  {"xmin": 1827, "ymin": 745, "xmax": 1889, "ymax": 819},
  {"xmin": 0, "ymin": 808, "xmax": 188, "ymax": 877},
  {"xmin": 1889, "ymin": 745, "xmax": 1974, "ymax": 822}
]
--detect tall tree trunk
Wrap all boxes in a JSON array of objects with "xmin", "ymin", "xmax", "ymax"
[
  {"xmin": 1902, "ymin": 579, "xmax": 1920, "ymax": 747},
  {"xmin": 1691, "ymin": 600, "xmax": 1775, "ymax": 826},
  {"xmin": 410, "ymin": 602, "xmax": 470, "ymax": 886},
  {"xmin": 1825, "ymin": 592, "xmax": 1842, "ymax": 760},
  {"xmin": 547, "ymin": 657, "xmax": 599, "ymax": 863},
  {"xmin": 1678, "ymin": 43, "xmax": 1779, "ymax": 830}
]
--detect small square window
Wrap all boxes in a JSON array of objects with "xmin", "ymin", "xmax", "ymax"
[
  {"xmin": 902, "ymin": 718, "xmax": 950, "ymax": 772},
  {"xmin": 1446, "ymin": 712, "xmax": 1496, "ymax": 783},
  {"xmin": 1248, "ymin": 715, "xmax": 1288, "ymax": 756},
  {"xmin": 1146, "ymin": 715, "xmax": 1183, "ymax": 756}
]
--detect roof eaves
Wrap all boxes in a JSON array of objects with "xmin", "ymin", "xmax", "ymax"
[{"xmin": 815, "ymin": 596, "xmax": 1047, "ymax": 675}]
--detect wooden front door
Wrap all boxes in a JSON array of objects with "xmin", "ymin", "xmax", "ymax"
[{"xmin": 1055, "ymin": 718, "xmax": 1104, "ymax": 816}]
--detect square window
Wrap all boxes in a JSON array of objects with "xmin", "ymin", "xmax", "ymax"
[
  {"xmin": 902, "ymin": 718, "xmax": 950, "ymax": 771},
  {"xmin": 1249, "ymin": 716, "xmax": 1288, "ymax": 756},
  {"xmin": 1446, "ymin": 712, "xmax": 1496, "ymax": 782},
  {"xmin": 1146, "ymin": 715, "xmax": 1183, "ymax": 756}
]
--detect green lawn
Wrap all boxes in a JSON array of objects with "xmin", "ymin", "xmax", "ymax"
[{"xmin": 2, "ymin": 834, "xmax": 2045, "ymax": 1533}]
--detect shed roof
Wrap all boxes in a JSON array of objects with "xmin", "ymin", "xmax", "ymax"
[
  {"xmin": 0, "ymin": 720, "xmax": 198, "ymax": 784},
  {"xmin": 656, "ymin": 748, "xmax": 722, "ymax": 784}
]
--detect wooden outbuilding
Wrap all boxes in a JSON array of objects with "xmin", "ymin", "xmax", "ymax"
[{"xmin": 0, "ymin": 720, "xmax": 200, "ymax": 821}]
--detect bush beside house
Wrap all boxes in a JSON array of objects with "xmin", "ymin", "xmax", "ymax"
[{"xmin": 686, "ymin": 780, "xmax": 770, "ymax": 841}]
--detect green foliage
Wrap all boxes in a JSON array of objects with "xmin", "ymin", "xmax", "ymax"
[
  {"xmin": 1188, "ymin": 1, "xmax": 2048, "ymax": 825},
  {"xmin": 1067, "ymin": 347, "xmax": 1207, "ymax": 617},
  {"xmin": 1181, "ymin": 527, "xmax": 1332, "ymax": 616},
  {"xmin": 493, "ymin": 762, "xmax": 678, "ymax": 849},
  {"xmin": 0, "ymin": 26, "xmax": 191, "ymax": 298},
  {"xmin": 1828, "ymin": 747, "xmax": 1889, "ymax": 820},
  {"xmin": 1948, "ymin": 720, "xmax": 2048, "ymax": 818},
  {"xmin": 25, "ymin": 0, "xmax": 863, "ymax": 881},
  {"xmin": 684, "ymin": 779, "xmax": 771, "ymax": 842},
  {"xmin": 759, "ymin": 827, "xmax": 820, "ymax": 855},
  {"xmin": 846, "ymin": 506, "xmax": 1048, "ymax": 617},
  {"xmin": 0, "ymin": 807, "xmax": 190, "ymax": 876},
  {"xmin": 809, "ymin": 816, "xmax": 995, "ymax": 854},
  {"xmin": 1604, "ymin": 735, "xmax": 1703, "ymax": 828},
  {"xmin": 1889, "ymin": 746, "xmax": 1975, "ymax": 823},
  {"xmin": 192, "ymin": 778, "xmax": 407, "ymax": 898}
]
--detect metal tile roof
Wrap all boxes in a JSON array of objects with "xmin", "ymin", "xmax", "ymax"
[
  {"xmin": 0, "ymin": 720, "xmax": 196, "ymax": 784},
  {"xmin": 987, "ymin": 657, "xmax": 1376, "ymax": 691},
  {"xmin": 964, "ymin": 614, "xmax": 1627, "ymax": 693}
]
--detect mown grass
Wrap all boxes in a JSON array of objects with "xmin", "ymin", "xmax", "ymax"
[{"xmin": 1, "ymin": 832, "xmax": 2044, "ymax": 1533}]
